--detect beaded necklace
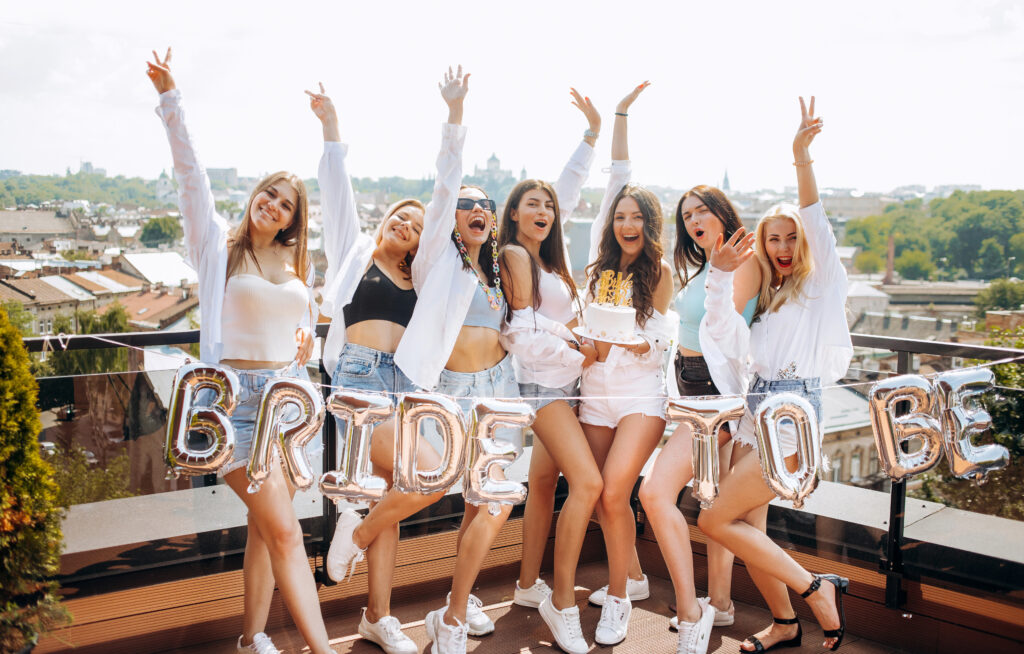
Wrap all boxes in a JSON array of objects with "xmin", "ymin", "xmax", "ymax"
[{"xmin": 453, "ymin": 221, "xmax": 504, "ymax": 310}]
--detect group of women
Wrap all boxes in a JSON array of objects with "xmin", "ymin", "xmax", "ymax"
[{"xmin": 147, "ymin": 48, "xmax": 852, "ymax": 654}]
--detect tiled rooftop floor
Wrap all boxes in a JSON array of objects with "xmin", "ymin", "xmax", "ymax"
[{"xmin": 173, "ymin": 560, "xmax": 904, "ymax": 654}]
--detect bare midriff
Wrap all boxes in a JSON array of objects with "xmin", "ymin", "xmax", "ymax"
[
  {"xmin": 346, "ymin": 320, "xmax": 408, "ymax": 354},
  {"xmin": 445, "ymin": 326, "xmax": 505, "ymax": 373},
  {"xmin": 220, "ymin": 358, "xmax": 293, "ymax": 370},
  {"xmin": 677, "ymin": 345, "xmax": 702, "ymax": 358}
]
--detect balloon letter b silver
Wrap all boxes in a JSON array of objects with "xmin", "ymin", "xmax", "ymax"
[
  {"xmin": 464, "ymin": 399, "xmax": 534, "ymax": 512},
  {"xmin": 248, "ymin": 377, "xmax": 326, "ymax": 493},
  {"xmin": 933, "ymin": 368, "xmax": 1009, "ymax": 481},
  {"xmin": 868, "ymin": 375, "xmax": 943, "ymax": 481},
  {"xmin": 320, "ymin": 391, "xmax": 393, "ymax": 503},
  {"xmin": 753, "ymin": 393, "xmax": 821, "ymax": 509},
  {"xmin": 164, "ymin": 363, "xmax": 238, "ymax": 476},
  {"xmin": 394, "ymin": 393, "xmax": 467, "ymax": 495},
  {"xmin": 666, "ymin": 396, "xmax": 745, "ymax": 509}
]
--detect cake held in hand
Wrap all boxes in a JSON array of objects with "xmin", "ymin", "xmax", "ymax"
[{"xmin": 583, "ymin": 302, "xmax": 637, "ymax": 342}]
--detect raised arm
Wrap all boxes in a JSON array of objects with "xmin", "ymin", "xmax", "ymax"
[
  {"xmin": 308, "ymin": 83, "xmax": 359, "ymax": 297},
  {"xmin": 794, "ymin": 96, "xmax": 822, "ymax": 209},
  {"xmin": 412, "ymin": 66, "xmax": 470, "ymax": 286},
  {"xmin": 551, "ymin": 88, "xmax": 599, "ymax": 220},
  {"xmin": 147, "ymin": 48, "xmax": 226, "ymax": 270}
]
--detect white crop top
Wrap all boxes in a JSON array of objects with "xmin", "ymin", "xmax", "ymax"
[
  {"xmin": 220, "ymin": 274, "xmax": 308, "ymax": 362},
  {"xmin": 536, "ymin": 268, "xmax": 577, "ymax": 325}
]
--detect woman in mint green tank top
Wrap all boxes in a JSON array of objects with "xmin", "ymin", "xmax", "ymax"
[{"xmin": 637, "ymin": 184, "xmax": 761, "ymax": 642}]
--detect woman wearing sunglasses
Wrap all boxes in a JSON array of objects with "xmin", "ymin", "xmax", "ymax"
[
  {"xmin": 495, "ymin": 89, "xmax": 602, "ymax": 654},
  {"xmin": 577, "ymin": 81, "xmax": 676, "ymax": 647},
  {"xmin": 314, "ymin": 69, "xmax": 466, "ymax": 654}
]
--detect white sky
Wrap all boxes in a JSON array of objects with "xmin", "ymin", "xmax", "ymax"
[{"xmin": 1, "ymin": 0, "xmax": 1022, "ymax": 193}]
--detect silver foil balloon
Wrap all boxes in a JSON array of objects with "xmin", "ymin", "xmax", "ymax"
[
  {"xmin": 933, "ymin": 368, "xmax": 1009, "ymax": 481},
  {"xmin": 320, "ymin": 391, "xmax": 394, "ymax": 504},
  {"xmin": 247, "ymin": 377, "xmax": 326, "ymax": 493},
  {"xmin": 394, "ymin": 393, "xmax": 467, "ymax": 495},
  {"xmin": 666, "ymin": 396, "xmax": 745, "ymax": 509},
  {"xmin": 464, "ymin": 399, "xmax": 534, "ymax": 512},
  {"xmin": 164, "ymin": 363, "xmax": 239, "ymax": 477},
  {"xmin": 868, "ymin": 375, "xmax": 943, "ymax": 481},
  {"xmin": 753, "ymin": 392, "xmax": 821, "ymax": 509}
]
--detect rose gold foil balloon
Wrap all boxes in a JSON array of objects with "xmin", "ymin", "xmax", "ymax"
[
  {"xmin": 394, "ymin": 393, "xmax": 467, "ymax": 495},
  {"xmin": 753, "ymin": 392, "xmax": 821, "ymax": 509},
  {"xmin": 320, "ymin": 391, "xmax": 393, "ymax": 504},
  {"xmin": 464, "ymin": 399, "xmax": 534, "ymax": 513},
  {"xmin": 247, "ymin": 377, "xmax": 325, "ymax": 493},
  {"xmin": 933, "ymin": 368, "xmax": 1009, "ymax": 482},
  {"xmin": 164, "ymin": 363, "xmax": 238, "ymax": 477},
  {"xmin": 666, "ymin": 396, "xmax": 745, "ymax": 509},
  {"xmin": 868, "ymin": 375, "xmax": 943, "ymax": 481}
]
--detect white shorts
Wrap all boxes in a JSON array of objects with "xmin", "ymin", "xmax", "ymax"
[{"xmin": 578, "ymin": 360, "xmax": 666, "ymax": 428}]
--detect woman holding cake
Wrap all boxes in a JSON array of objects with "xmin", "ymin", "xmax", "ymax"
[
  {"xmin": 576, "ymin": 81, "xmax": 675, "ymax": 647},
  {"xmin": 636, "ymin": 183, "xmax": 761, "ymax": 652},
  {"xmin": 698, "ymin": 97, "xmax": 853, "ymax": 651},
  {"xmin": 315, "ymin": 70, "xmax": 467, "ymax": 654},
  {"xmin": 496, "ymin": 90, "xmax": 604, "ymax": 654}
]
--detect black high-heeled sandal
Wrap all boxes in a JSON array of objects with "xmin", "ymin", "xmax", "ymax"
[
  {"xmin": 742, "ymin": 616, "xmax": 802, "ymax": 653},
  {"xmin": 801, "ymin": 573, "xmax": 849, "ymax": 651}
]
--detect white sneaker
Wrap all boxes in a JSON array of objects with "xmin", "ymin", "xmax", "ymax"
[
  {"xmin": 236, "ymin": 632, "xmax": 280, "ymax": 654},
  {"xmin": 538, "ymin": 596, "xmax": 588, "ymax": 654},
  {"xmin": 675, "ymin": 598, "xmax": 716, "ymax": 654},
  {"xmin": 513, "ymin": 578, "xmax": 552, "ymax": 608},
  {"xmin": 594, "ymin": 594, "xmax": 631, "ymax": 645},
  {"xmin": 670, "ymin": 597, "xmax": 735, "ymax": 630},
  {"xmin": 588, "ymin": 574, "xmax": 650, "ymax": 606},
  {"xmin": 326, "ymin": 508, "xmax": 365, "ymax": 582},
  {"xmin": 425, "ymin": 606, "xmax": 468, "ymax": 654},
  {"xmin": 446, "ymin": 591, "xmax": 494, "ymax": 636},
  {"xmin": 358, "ymin": 609, "xmax": 417, "ymax": 654}
]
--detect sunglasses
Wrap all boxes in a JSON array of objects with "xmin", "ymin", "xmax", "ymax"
[{"xmin": 456, "ymin": 198, "xmax": 497, "ymax": 212}]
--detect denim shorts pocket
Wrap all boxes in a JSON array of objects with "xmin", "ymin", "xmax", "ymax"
[{"xmin": 339, "ymin": 357, "xmax": 375, "ymax": 378}]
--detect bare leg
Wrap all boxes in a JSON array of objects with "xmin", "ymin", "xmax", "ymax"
[
  {"xmin": 364, "ymin": 461, "xmax": 399, "ymax": 623},
  {"xmin": 518, "ymin": 435, "xmax": 559, "ymax": 587},
  {"xmin": 706, "ymin": 437, "xmax": 735, "ymax": 613},
  {"xmin": 224, "ymin": 465, "xmax": 333, "ymax": 654},
  {"xmin": 443, "ymin": 504, "xmax": 515, "ymax": 626},
  {"xmin": 241, "ymin": 481, "xmax": 298, "ymax": 641}
]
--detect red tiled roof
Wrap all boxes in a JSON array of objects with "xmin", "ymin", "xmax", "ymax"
[
  {"xmin": 102, "ymin": 290, "xmax": 198, "ymax": 328},
  {"xmin": 97, "ymin": 269, "xmax": 145, "ymax": 288}
]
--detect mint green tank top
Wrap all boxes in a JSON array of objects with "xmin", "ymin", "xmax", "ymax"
[{"xmin": 673, "ymin": 266, "xmax": 757, "ymax": 352}]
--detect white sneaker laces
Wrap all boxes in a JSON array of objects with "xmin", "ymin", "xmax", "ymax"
[
  {"xmin": 565, "ymin": 610, "xmax": 584, "ymax": 641},
  {"xmin": 598, "ymin": 597, "xmax": 628, "ymax": 630},
  {"xmin": 379, "ymin": 615, "xmax": 403, "ymax": 640}
]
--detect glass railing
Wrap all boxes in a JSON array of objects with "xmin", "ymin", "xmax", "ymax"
[{"xmin": 22, "ymin": 328, "xmax": 1024, "ymax": 610}]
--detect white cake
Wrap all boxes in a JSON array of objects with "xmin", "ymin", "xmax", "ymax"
[{"xmin": 583, "ymin": 303, "xmax": 636, "ymax": 342}]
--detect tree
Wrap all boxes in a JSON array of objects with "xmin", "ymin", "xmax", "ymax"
[
  {"xmin": 0, "ymin": 306, "xmax": 69, "ymax": 651},
  {"xmin": 854, "ymin": 251, "xmax": 883, "ymax": 275},
  {"xmin": 973, "ymin": 278, "xmax": 1024, "ymax": 317},
  {"xmin": 894, "ymin": 249, "xmax": 934, "ymax": 280},
  {"xmin": 976, "ymin": 237, "xmax": 1006, "ymax": 280},
  {"xmin": 48, "ymin": 304, "xmax": 129, "ymax": 376},
  {"xmin": 1, "ymin": 300, "xmax": 34, "ymax": 336},
  {"xmin": 139, "ymin": 215, "xmax": 183, "ymax": 247}
]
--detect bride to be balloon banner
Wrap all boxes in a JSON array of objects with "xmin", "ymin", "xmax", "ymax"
[{"xmin": 165, "ymin": 363, "xmax": 1009, "ymax": 508}]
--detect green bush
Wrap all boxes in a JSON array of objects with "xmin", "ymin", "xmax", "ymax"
[{"xmin": 0, "ymin": 306, "xmax": 68, "ymax": 650}]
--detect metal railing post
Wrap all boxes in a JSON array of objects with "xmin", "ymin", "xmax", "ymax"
[
  {"xmin": 316, "ymin": 356, "xmax": 337, "ymax": 586},
  {"xmin": 881, "ymin": 349, "xmax": 912, "ymax": 608}
]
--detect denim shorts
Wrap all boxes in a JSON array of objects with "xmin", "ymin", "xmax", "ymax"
[
  {"xmin": 745, "ymin": 374, "xmax": 822, "ymax": 424},
  {"xmin": 519, "ymin": 378, "xmax": 580, "ymax": 412},
  {"xmin": 214, "ymin": 361, "xmax": 317, "ymax": 477},
  {"xmin": 436, "ymin": 354, "xmax": 523, "ymax": 448},
  {"xmin": 332, "ymin": 343, "xmax": 417, "ymax": 396}
]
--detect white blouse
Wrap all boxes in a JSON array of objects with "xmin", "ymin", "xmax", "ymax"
[
  {"xmin": 155, "ymin": 90, "xmax": 315, "ymax": 364},
  {"xmin": 700, "ymin": 201, "xmax": 853, "ymax": 396},
  {"xmin": 318, "ymin": 124, "xmax": 466, "ymax": 376}
]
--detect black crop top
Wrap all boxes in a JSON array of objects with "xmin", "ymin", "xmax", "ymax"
[{"xmin": 343, "ymin": 262, "xmax": 417, "ymax": 328}]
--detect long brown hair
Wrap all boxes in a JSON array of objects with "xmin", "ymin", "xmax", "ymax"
[
  {"xmin": 585, "ymin": 184, "xmax": 664, "ymax": 327},
  {"xmin": 674, "ymin": 185, "xmax": 743, "ymax": 287},
  {"xmin": 497, "ymin": 179, "xmax": 580, "ymax": 320},
  {"xmin": 450, "ymin": 184, "xmax": 499, "ymax": 287},
  {"xmin": 373, "ymin": 198, "xmax": 425, "ymax": 281},
  {"xmin": 226, "ymin": 171, "xmax": 309, "ymax": 282}
]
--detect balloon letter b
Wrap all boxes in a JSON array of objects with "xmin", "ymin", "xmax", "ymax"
[
  {"xmin": 164, "ymin": 363, "xmax": 238, "ymax": 477},
  {"xmin": 869, "ymin": 375, "xmax": 943, "ymax": 481}
]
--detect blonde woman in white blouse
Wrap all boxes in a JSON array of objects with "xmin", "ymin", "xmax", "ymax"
[
  {"xmin": 147, "ymin": 50, "xmax": 329, "ymax": 654},
  {"xmin": 698, "ymin": 97, "xmax": 853, "ymax": 652}
]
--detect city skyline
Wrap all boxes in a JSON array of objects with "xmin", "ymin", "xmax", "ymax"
[{"xmin": 2, "ymin": 0, "xmax": 1022, "ymax": 194}]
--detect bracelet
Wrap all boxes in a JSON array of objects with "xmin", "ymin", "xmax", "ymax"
[
  {"xmin": 583, "ymin": 128, "xmax": 599, "ymax": 140},
  {"xmin": 615, "ymin": 112, "xmax": 628, "ymax": 117},
  {"xmin": 793, "ymin": 160, "xmax": 814, "ymax": 166},
  {"xmin": 569, "ymin": 339, "xmax": 581, "ymax": 352}
]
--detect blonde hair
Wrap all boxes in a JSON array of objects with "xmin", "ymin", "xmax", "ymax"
[
  {"xmin": 226, "ymin": 171, "xmax": 309, "ymax": 282},
  {"xmin": 372, "ymin": 198, "xmax": 425, "ymax": 280},
  {"xmin": 754, "ymin": 203, "xmax": 813, "ymax": 316}
]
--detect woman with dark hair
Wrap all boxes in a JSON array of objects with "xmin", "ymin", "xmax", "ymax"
[
  {"xmin": 699, "ymin": 97, "xmax": 852, "ymax": 651},
  {"xmin": 576, "ymin": 82, "xmax": 675, "ymax": 647},
  {"xmin": 496, "ymin": 90, "xmax": 602, "ymax": 654},
  {"xmin": 313, "ymin": 72, "xmax": 465, "ymax": 654},
  {"xmin": 147, "ymin": 49, "xmax": 328, "ymax": 654},
  {"xmin": 636, "ymin": 184, "xmax": 761, "ymax": 654}
]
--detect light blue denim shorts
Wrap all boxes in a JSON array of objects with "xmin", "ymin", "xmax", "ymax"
[
  {"xmin": 519, "ymin": 378, "xmax": 580, "ymax": 412},
  {"xmin": 745, "ymin": 374, "xmax": 823, "ymax": 424},
  {"xmin": 332, "ymin": 343, "xmax": 418, "ymax": 396},
  {"xmin": 436, "ymin": 354, "xmax": 523, "ymax": 448}
]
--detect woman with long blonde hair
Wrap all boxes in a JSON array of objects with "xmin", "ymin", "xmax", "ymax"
[{"xmin": 147, "ymin": 49, "xmax": 328, "ymax": 654}]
